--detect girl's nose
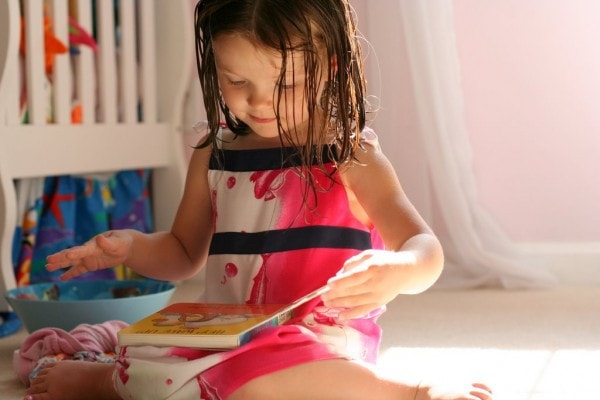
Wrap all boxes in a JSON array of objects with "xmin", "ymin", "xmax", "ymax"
[{"xmin": 248, "ymin": 86, "xmax": 274, "ymax": 108}]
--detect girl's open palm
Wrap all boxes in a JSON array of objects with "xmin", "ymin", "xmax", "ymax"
[{"xmin": 45, "ymin": 230, "xmax": 133, "ymax": 280}]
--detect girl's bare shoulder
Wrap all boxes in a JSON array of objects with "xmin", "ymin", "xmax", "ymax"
[{"xmin": 339, "ymin": 128, "xmax": 385, "ymax": 172}]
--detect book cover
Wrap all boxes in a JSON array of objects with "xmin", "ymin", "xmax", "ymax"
[{"xmin": 117, "ymin": 285, "xmax": 328, "ymax": 349}]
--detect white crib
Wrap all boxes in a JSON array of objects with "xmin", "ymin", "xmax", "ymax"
[{"xmin": 0, "ymin": 0, "xmax": 195, "ymax": 310}]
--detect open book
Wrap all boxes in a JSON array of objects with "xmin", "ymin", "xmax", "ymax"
[{"xmin": 117, "ymin": 285, "xmax": 329, "ymax": 349}]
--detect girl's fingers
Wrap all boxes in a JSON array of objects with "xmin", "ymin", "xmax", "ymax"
[
  {"xmin": 325, "ymin": 271, "xmax": 371, "ymax": 302},
  {"xmin": 59, "ymin": 269, "xmax": 78, "ymax": 281},
  {"xmin": 46, "ymin": 247, "xmax": 93, "ymax": 271},
  {"xmin": 96, "ymin": 234, "xmax": 123, "ymax": 256},
  {"xmin": 45, "ymin": 253, "xmax": 76, "ymax": 271},
  {"xmin": 95, "ymin": 233, "xmax": 113, "ymax": 247},
  {"xmin": 323, "ymin": 279, "xmax": 386, "ymax": 317},
  {"xmin": 60, "ymin": 267, "xmax": 87, "ymax": 281}
]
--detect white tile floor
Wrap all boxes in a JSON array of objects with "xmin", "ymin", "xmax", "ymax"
[{"xmin": 1, "ymin": 282, "xmax": 599, "ymax": 399}]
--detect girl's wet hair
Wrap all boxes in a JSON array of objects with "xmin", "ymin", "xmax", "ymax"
[{"xmin": 194, "ymin": 0, "xmax": 367, "ymax": 169}]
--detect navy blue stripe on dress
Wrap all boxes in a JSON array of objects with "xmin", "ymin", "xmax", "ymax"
[
  {"xmin": 210, "ymin": 146, "xmax": 338, "ymax": 172},
  {"xmin": 209, "ymin": 226, "xmax": 372, "ymax": 255}
]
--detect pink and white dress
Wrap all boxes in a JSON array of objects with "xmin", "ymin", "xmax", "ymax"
[{"xmin": 115, "ymin": 130, "xmax": 385, "ymax": 399}]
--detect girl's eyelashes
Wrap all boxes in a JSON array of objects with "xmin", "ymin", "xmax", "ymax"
[
  {"xmin": 228, "ymin": 80, "xmax": 247, "ymax": 87},
  {"xmin": 280, "ymin": 78, "xmax": 305, "ymax": 90},
  {"xmin": 220, "ymin": 69, "xmax": 303, "ymax": 90},
  {"xmin": 226, "ymin": 80, "xmax": 298, "ymax": 90}
]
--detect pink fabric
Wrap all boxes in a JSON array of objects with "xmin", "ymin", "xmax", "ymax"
[
  {"xmin": 197, "ymin": 324, "xmax": 344, "ymax": 399},
  {"xmin": 13, "ymin": 320, "xmax": 127, "ymax": 384}
]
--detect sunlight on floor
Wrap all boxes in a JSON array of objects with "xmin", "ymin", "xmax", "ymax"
[{"xmin": 377, "ymin": 347, "xmax": 600, "ymax": 400}]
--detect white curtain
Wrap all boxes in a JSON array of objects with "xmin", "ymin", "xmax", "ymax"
[{"xmin": 358, "ymin": 0, "xmax": 556, "ymax": 288}]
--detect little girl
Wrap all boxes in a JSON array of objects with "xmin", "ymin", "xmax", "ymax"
[{"xmin": 25, "ymin": 0, "xmax": 492, "ymax": 399}]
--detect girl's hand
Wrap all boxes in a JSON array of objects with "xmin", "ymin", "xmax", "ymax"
[
  {"xmin": 321, "ymin": 249, "xmax": 418, "ymax": 320},
  {"xmin": 45, "ymin": 230, "xmax": 133, "ymax": 281}
]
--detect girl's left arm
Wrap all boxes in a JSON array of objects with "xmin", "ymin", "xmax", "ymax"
[{"xmin": 322, "ymin": 139, "xmax": 444, "ymax": 320}]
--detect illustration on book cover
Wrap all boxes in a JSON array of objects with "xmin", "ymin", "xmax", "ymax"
[{"xmin": 153, "ymin": 311, "xmax": 258, "ymax": 331}]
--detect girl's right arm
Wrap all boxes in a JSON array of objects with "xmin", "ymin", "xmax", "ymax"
[{"xmin": 46, "ymin": 143, "xmax": 215, "ymax": 282}]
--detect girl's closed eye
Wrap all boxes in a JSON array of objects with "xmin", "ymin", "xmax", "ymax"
[
  {"xmin": 279, "ymin": 78, "xmax": 304, "ymax": 90},
  {"xmin": 280, "ymin": 83, "xmax": 296, "ymax": 90},
  {"xmin": 228, "ymin": 80, "xmax": 247, "ymax": 87}
]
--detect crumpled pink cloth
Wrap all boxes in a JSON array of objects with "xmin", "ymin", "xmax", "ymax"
[{"xmin": 13, "ymin": 320, "xmax": 127, "ymax": 384}]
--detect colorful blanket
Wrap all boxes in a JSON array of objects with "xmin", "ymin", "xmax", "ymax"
[{"xmin": 11, "ymin": 170, "xmax": 153, "ymax": 286}]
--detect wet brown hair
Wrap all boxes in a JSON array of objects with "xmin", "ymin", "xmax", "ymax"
[{"xmin": 194, "ymin": 0, "xmax": 368, "ymax": 201}]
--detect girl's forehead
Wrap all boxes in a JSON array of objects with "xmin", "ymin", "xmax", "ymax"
[{"xmin": 213, "ymin": 33, "xmax": 310, "ymax": 70}]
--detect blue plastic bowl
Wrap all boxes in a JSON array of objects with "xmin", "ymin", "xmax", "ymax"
[{"xmin": 4, "ymin": 279, "xmax": 176, "ymax": 332}]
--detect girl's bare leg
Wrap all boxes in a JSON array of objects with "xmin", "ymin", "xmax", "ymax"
[
  {"xmin": 23, "ymin": 357, "xmax": 492, "ymax": 400},
  {"xmin": 228, "ymin": 359, "xmax": 492, "ymax": 400},
  {"xmin": 24, "ymin": 361, "xmax": 121, "ymax": 400}
]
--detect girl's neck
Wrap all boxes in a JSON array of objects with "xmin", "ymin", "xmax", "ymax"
[
  {"xmin": 222, "ymin": 130, "xmax": 313, "ymax": 151},
  {"xmin": 219, "ymin": 132, "xmax": 283, "ymax": 150}
]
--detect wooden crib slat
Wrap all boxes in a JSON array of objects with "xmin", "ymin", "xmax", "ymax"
[
  {"xmin": 118, "ymin": 0, "xmax": 138, "ymax": 123},
  {"xmin": 22, "ymin": 0, "xmax": 46, "ymax": 125},
  {"xmin": 72, "ymin": 0, "xmax": 96, "ymax": 124},
  {"xmin": 2, "ymin": 60, "xmax": 20, "ymax": 125},
  {"xmin": 96, "ymin": 0, "xmax": 118, "ymax": 123},
  {"xmin": 138, "ymin": 1, "xmax": 157, "ymax": 123},
  {"xmin": 0, "ymin": 0, "xmax": 21, "ymax": 126},
  {"xmin": 0, "ymin": 165, "xmax": 18, "ymax": 309},
  {"xmin": 49, "ymin": 0, "xmax": 72, "ymax": 124},
  {"xmin": 0, "ymin": 0, "xmax": 20, "ymax": 308}
]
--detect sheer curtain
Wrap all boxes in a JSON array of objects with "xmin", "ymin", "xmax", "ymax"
[{"xmin": 358, "ymin": 0, "xmax": 556, "ymax": 288}]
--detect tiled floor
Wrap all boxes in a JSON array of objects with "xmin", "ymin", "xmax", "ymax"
[{"xmin": 1, "ymin": 282, "xmax": 599, "ymax": 399}]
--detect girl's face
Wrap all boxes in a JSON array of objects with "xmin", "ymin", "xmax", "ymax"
[{"xmin": 212, "ymin": 33, "xmax": 325, "ymax": 142}]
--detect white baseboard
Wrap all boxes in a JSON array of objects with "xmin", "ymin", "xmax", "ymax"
[{"xmin": 517, "ymin": 242, "xmax": 600, "ymax": 286}]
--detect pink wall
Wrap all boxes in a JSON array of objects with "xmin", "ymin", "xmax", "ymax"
[
  {"xmin": 453, "ymin": 0, "xmax": 600, "ymax": 242},
  {"xmin": 350, "ymin": 1, "xmax": 434, "ymax": 223}
]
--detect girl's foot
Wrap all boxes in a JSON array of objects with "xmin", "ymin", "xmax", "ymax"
[{"xmin": 24, "ymin": 360, "xmax": 121, "ymax": 400}]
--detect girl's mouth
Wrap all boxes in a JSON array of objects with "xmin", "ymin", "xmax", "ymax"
[{"xmin": 250, "ymin": 115, "xmax": 276, "ymax": 124}]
